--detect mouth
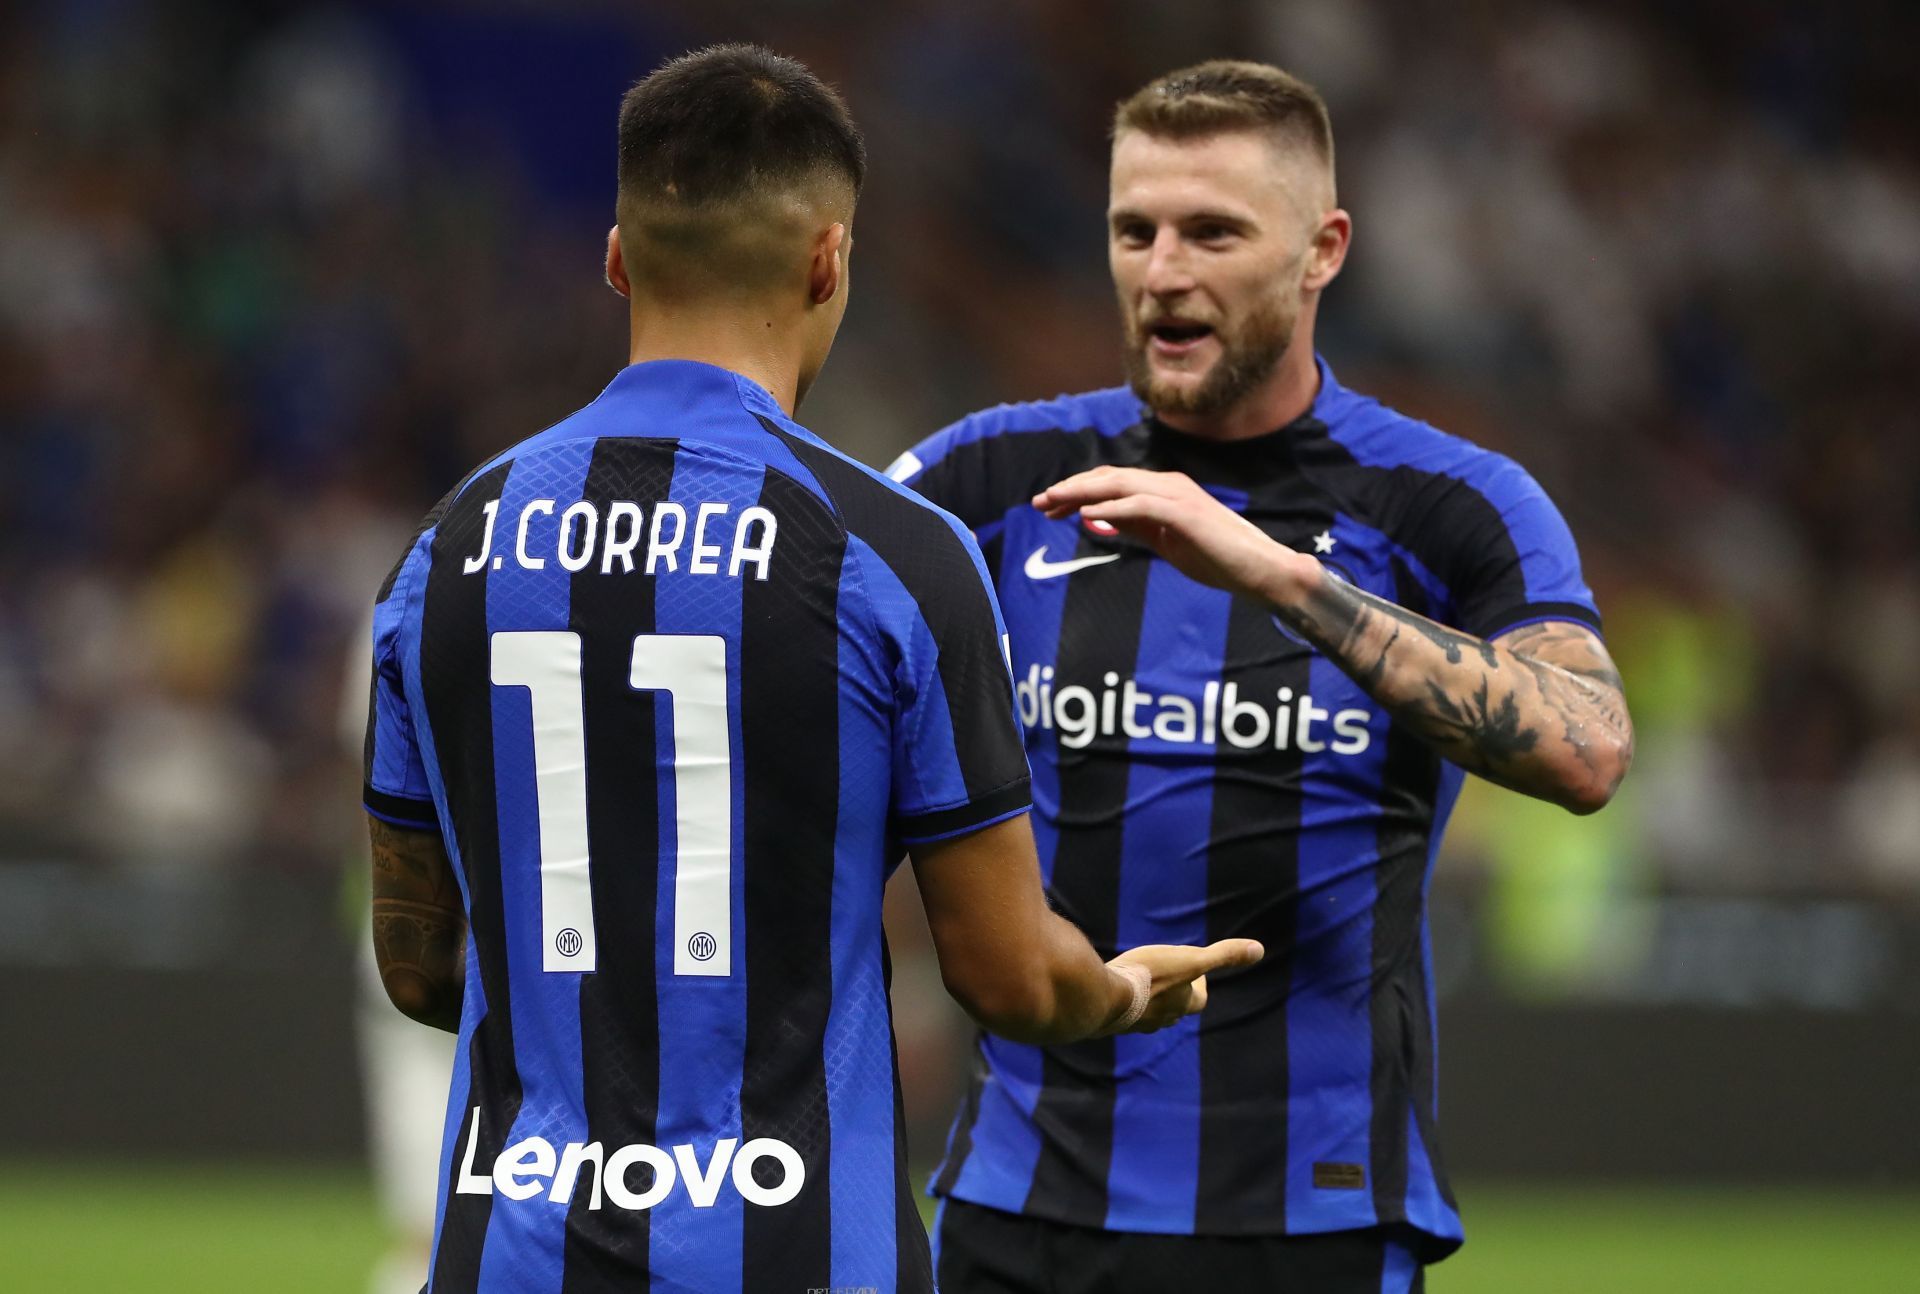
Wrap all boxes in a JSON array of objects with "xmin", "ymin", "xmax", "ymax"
[{"xmin": 1144, "ymin": 319, "xmax": 1216, "ymax": 360}]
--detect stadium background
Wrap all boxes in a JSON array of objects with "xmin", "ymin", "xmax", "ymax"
[{"xmin": 2, "ymin": 0, "xmax": 1916, "ymax": 1289}]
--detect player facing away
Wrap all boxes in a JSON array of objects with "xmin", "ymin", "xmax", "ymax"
[
  {"xmin": 892, "ymin": 62, "xmax": 1635, "ymax": 1292},
  {"xmin": 360, "ymin": 46, "xmax": 1260, "ymax": 1294}
]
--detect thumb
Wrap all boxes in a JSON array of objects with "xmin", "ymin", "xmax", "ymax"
[{"xmin": 1186, "ymin": 973, "xmax": 1209, "ymax": 1014}]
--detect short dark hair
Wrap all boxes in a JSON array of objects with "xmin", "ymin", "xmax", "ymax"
[
  {"xmin": 617, "ymin": 44, "xmax": 866, "ymax": 208},
  {"xmin": 1114, "ymin": 60, "xmax": 1333, "ymax": 180}
]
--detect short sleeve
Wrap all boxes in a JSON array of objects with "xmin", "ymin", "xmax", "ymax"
[
  {"xmin": 362, "ymin": 545, "xmax": 437, "ymax": 830},
  {"xmin": 1432, "ymin": 460, "xmax": 1602, "ymax": 641},
  {"xmin": 851, "ymin": 518, "xmax": 1032, "ymax": 845}
]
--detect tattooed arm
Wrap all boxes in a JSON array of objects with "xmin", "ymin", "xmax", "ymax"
[
  {"xmin": 1034, "ymin": 467, "xmax": 1634, "ymax": 814},
  {"xmin": 368, "ymin": 815, "xmax": 466, "ymax": 1032},
  {"xmin": 1281, "ymin": 577, "xmax": 1632, "ymax": 811}
]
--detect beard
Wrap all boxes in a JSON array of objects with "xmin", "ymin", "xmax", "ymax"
[{"xmin": 1123, "ymin": 295, "xmax": 1295, "ymax": 418}]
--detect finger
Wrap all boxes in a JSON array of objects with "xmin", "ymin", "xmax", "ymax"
[
  {"xmin": 1033, "ymin": 467, "xmax": 1190, "ymax": 513},
  {"xmin": 1078, "ymin": 495, "xmax": 1186, "ymax": 531},
  {"xmin": 1197, "ymin": 938, "xmax": 1264, "ymax": 974},
  {"xmin": 1185, "ymin": 973, "xmax": 1208, "ymax": 1014}
]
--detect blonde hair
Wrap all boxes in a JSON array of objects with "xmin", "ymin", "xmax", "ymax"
[{"xmin": 1114, "ymin": 60, "xmax": 1334, "ymax": 192}]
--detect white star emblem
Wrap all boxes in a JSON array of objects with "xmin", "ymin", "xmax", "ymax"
[{"xmin": 1312, "ymin": 530, "xmax": 1336, "ymax": 554}]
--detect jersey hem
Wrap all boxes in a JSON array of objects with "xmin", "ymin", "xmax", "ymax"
[
  {"xmin": 895, "ymin": 779, "xmax": 1032, "ymax": 844},
  {"xmin": 930, "ymin": 1183, "xmax": 1464, "ymax": 1260},
  {"xmin": 363, "ymin": 784, "xmax": 437, "ymax": 830},
  {"xmin": 1472, "ymin": 601, "xmax": 1603, "ymax": 640}
]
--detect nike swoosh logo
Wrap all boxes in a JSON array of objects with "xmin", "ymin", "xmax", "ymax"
[{"xmin": 1024, "ymin": 546, "xmax": 1121, "ymax": 581}]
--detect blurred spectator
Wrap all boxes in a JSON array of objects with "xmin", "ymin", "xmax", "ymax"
[{"xmin": 0, "ymin": 0, "xmax": 1915, "ymax": 903}]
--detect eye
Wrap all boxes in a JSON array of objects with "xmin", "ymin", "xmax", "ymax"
[
  {"xmin": 1112, "ymin": 220, "xmax": 1153, "ymax": 247},
  {"xmin": 1191, "ymin": 223, "xmax": 1235, "ymax": 245}
]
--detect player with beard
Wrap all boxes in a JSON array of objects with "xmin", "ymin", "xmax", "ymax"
[{"xmin": 889, "ymin": 61, "xmax": 1634, "ymax": 1293}]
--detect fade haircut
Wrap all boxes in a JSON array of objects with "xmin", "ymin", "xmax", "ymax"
[
  {"xmin": 1113, "ymin": 60, "xmax": 1335, "ymax": 200},
  {"xmin": 615, "ymin": 45, "xmax": 866, "ymax": 297}
]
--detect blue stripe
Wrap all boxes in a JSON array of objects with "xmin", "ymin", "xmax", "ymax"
[
  {"xmin": 826, "ymin": 542, "xmax": 900, "ymax": 1287},
  {"xmin": 1102, "ymin": 565, "xmax": 1230, "ymax": 1231},
  {"xmin": 1285, "ymin": 653, "xmax": 1388, "ymax": 1231},
  {"xmin": 645, "ymin": 449, "xmax": 750, "ymax": 1294},
  {"xmin": 1380, "ymin": 1230, "xmax": 1421, "ymax": 1293},
  {"xmin": 475, "ymin": 439, "xmax": 596, "ymax": 1292},
  {"xmin": 854, "ymin": 539, "xmax": 974, "ymax": 819},
  {"xmin": 909, "ymin": 387, "xmax": 1140, "ymax": 474},
  {"xmin": 1319, "ymin": 381, "xmax": 1594, "ymax": 611},
  {"xmin": 369, "ymin": 535, "xmax": 437, "ymax": 801}
]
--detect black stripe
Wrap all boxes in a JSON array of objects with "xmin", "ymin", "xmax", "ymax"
[
  {"xmin": 1021, "ymin": 516, "xmax": 1154, "ymax": 1226},
  {"xmin": 377, "ymin": 470, "xmax": 477, "ymax": 605},
  {"xmin": 739, "ymin": 464, "xmax": 843, "ymax": 1291},
  {"xmin": 418, "ymin": 461, "xmax": 517, "ymax": 1292},
  {"xmin": 362, "ymin": 784, "xmax": 436, "ymax": 827},
  {"xmin": 1193, "ymin": 591, "xmax": 1311, "ymax": 1230},
  {"xmin": 1397, "ymin": 559, "xmax": 1457, "ymax": 1223},
  {"xmin": 977, "ymin": 528, "xmax": 1007, "ymax": 590},
  {"xmin": 558, "ymin": 438, "xmax": 678, "ymax": 1291},
  {"xmin": 760, "ymin": 418, "xmax": 1027, "ymax": 804},
  {"xmin": 909, "ymin": 426, "xmax": 1105, "ymax": 533},
  {"xmin": 1368, "ymin": 557, "xmax": 1447, "ymax": 1229},
  {"xmin": 362, "ymin": 667, "xmax": 379, "ymax": 784},
  {"xmin": 1288, "ymin": 426, "xmax": 1591, "ymax": 640}
]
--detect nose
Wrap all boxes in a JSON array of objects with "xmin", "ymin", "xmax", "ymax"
[{"xmin": 1142, "ymin": 226, "xmax": 1195, "ymax": 297}]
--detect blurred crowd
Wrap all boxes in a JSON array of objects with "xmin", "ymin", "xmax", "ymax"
[{"xmin": 1, "ymin": 0, "xmax": 1916, "ymax": 900}]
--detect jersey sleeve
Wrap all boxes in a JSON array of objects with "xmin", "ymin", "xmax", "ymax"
[
  {"xmin": 362, "ymin": 541, "xmax": 437, "ymax": 830},
  {"xmin": 851, "ymin": 513, "xmax": 1033, "ymax": 845},
  {"xmin": 1428, "ymin": 458, "xmax": 1602, "ymax": 641}
]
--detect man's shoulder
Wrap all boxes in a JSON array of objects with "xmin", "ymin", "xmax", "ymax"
[
  {"xmin": 953, "ymin": 385, "xmax": 1145, "ymax": 440},
  {"xmin": 1314, "ymin": 378, "xmax": 1544, "ymax": 510},
  {"xmin": 895, "ymin": 386, "xmax": 1143, "ymax": 477}
]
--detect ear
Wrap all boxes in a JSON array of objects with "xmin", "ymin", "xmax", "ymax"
[
  {"xmin": 807, "ymin": 222, "xmax": 847, "ymax": 307},
  {"xmin": 605, "ymin": 226, "xmax": 632, "ymax": 299},
  {"xmin": 1302, "ymin": 208, "xmax": 1351, "ymax": 292}
]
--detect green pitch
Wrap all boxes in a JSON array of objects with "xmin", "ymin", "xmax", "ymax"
[{"xmin": 3, "ymin": 1162, "xmax": 1916, "ymax": 1292}]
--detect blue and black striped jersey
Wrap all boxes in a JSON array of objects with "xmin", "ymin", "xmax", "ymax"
[
  {"xmin": 895, "ymin": 356, "xmax": 1600, "ymax": 1259},
  {"xmin": 364, "ymin": 360, "xmax": 1031, "ymax": 1294}
]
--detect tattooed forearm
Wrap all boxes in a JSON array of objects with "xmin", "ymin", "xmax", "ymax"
[
  {"xmin": 369, "ymin": 816, "xmax": 466, "ymax": 1032},
  {"xmin": 1276, "ymin": 571, "xmax": 1633, "ymax": 812}
]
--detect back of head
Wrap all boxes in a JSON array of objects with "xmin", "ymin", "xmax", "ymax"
[
  {"xmin": 616, "ymin": 45, "xmax": 866, "ymax": 300},
  {"xmin": 1112, "ymin": 59, "xmax": 1335, "ymax": 204}
]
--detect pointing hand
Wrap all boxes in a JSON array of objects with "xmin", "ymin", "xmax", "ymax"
[{"xmin": 1103, "ymin": 938, "xmax": 1266, "ymax": 1034}]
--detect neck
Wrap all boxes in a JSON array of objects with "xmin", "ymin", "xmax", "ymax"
[
  {"xmin": 1152, "ymin": 308, "xmax": 1321, "ymax": 441},
  {"xmin": 626, "ymin": 301, "xmax": 805, "ymax": 414}
]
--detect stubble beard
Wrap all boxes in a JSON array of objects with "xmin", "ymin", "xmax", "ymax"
[{"xmin": 1124, "ymin": 295, "xmax": 1295, "ymax": 419}]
